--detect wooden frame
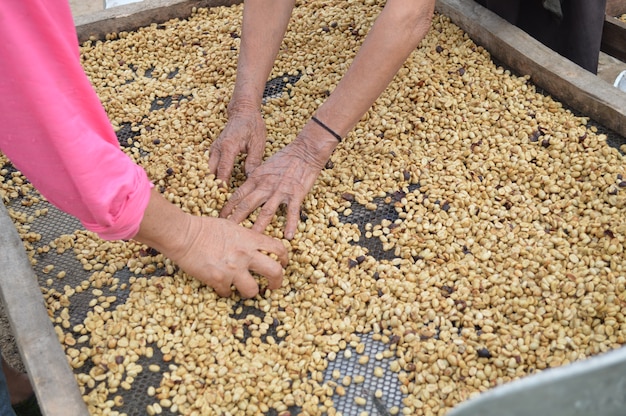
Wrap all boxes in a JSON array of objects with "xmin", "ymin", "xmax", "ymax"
[
  {"xmin": 602, "ymin": 14, "xmax": 626, "ymax": 62},
  {"xmin": 0, "ymin": 204, "xmax": 88, "ymax": 416},
  {"xmin": 2, "ymin": 2, "xmax": 624, "ymax": 414}
]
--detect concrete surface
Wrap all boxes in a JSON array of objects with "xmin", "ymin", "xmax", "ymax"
[
  {"xmin": 68, "ymin": 0, "xmax": 105, "ymax": 17},
  {"xmin": 69, "ymin": 0, "xmax": 144, "ymax": 17},
  {"xmin": 68, "ymin": 0, "xmax": 146, "ymax": 17},
  {"xmin": 598, "ymin": 51, "xmax": 626, "ymax": 88}
]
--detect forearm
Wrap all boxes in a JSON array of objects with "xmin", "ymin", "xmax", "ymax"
[
  {"xmin": 310, "ymin": 0, "xmax": 435, "ymax": 148},
  {"xmin": 229, "ymin": 0, "xmax": 296, "ymax": 111}
]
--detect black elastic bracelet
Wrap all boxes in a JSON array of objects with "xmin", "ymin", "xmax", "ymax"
[{"xmin": 311, "ymin": 116, "xmax": 342, "ymax": 143}]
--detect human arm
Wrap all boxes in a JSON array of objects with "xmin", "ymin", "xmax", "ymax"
[
  {"xmin": 135, "ymin": 188, "xmax": 287, "ymax": 297},
  {"xmin": 208, "ymin": 0, "xmax": 296, "ymax": 183},
  {"xmin": 0, "ymin": 0, "xmax": 287, "ymax": 297},
  {"xmin": 221, "ymin": 0, "xmax": 436, "ymax": 239}
]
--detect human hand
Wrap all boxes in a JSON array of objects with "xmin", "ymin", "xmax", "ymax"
[
  {"xmin": 220, "ymin": 135, "xmax": 334, "ymax": 240},
  {"xmin": 208, "ymin": 108, "xmax": 267, "ymax": 184},
  {"xmin": 165, "ymin": 215, "xmax": 288, "ymax": 298},
  {"xmin": 134, "ymin": 189, "xmax": 288, "ymax": 298}
]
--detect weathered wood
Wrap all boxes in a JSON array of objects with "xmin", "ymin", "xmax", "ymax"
[
  {"xmin": 0, "ymin": 204, "xmax": 88, "ymax": 416},
  {"xmin": 602, "ymin": 15, "xmax": 626, "ymax": 61},
  {"xmin": 75, "ymin": 0, "xmax": 243, "ymax": 43},
  {"xmin": 435, "ymin": 0, "xmax": 626, "ymax": 139},
  {"xmin": 606, "ymin": 0, "xmax": 626, "ymax": 17}
]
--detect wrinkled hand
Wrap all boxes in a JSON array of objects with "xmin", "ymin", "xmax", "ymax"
[
  {"xmin": 208, "ymin": 109, "xmax": 267, "ymax": 184},
  {"xmin": 165, "ymin": 215, "xmax": 288, "ymax": 298},
  {"xmin": 220, "ymin": 136, "xmax": 329, "ymax": 240}
]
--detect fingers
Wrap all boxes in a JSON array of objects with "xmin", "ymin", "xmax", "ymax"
[
  {"xmin": 258, "ymin": 234, "xmax": 289, "ymax": 267},
  {"xmin": 220, "ymin": 187, "xmax": 242, "ymax": 219},
  {"xmin": 224, "ymin": 185, "xmax": 303, "ymax": 241},
  {"xmin": 249, "ymin": 251, "xmax": 285, "ymax": 290},
  {"xmin": 284, "ymin": 202, "xmax": 301, "ymax": 240},
  {"xmin": 220, "ymin": 195, "xmax": 241, "ymax": 221},
  {"xmin": 208, "ymin": 143, "xmax": 238, "ymax": 185},
  {"xmin": 229, "ymin": 255, "xmax": 284, "ymax": 298},
  {"xmin": 220, "ymin": 225, "xmax": 287, "ymax": 297},
  {"xmin": 251, "ymin": 197, "xmax": 282, "ymax": 234},
  {"xmin": 216, "ymin": 244, "xmax": 286, "ymax": 298},
  {"xmin": 161, "ymin": 214, "xmax": 288, "ymax": 300},
  {"xmin": 221, "ymin": 185, "xmax": 267, "ymax": 223},
  {"xmin": 211, "ymin": 274, "xmax": 236, "ymax": 298},
  {"xmin": 216, "ymin": 155, "xmax": 237, "ymax": 185},
  {"xmin": 232, "ymin": 271, "xmax": 260, "ymax": 298},
  {"xmin": 207, "ymin": 145, "xmax": 220, "ymax": 175},
  {"xmin": 241, "ymin": 222, "xmax": 288, "ymax": 264},
  {"xmin": 244, "ymin": 143, "xmax": 264, "ymax": 177}
]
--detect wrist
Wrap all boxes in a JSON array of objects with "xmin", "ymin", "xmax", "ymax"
[
  {"xmin": 227, "ymin": 97, "xmax": 261, "ymax": 118},
  {"xmin": 133, "ymin": 189, "xmax": 194, "ymax": 258},
  {"xmin": 311, "ymin": 116, "xmax": 342, "ymax": 143},
  {"xmin": 228, "ymin": 80, "xmax": 265, "ymax": 114},
  {"xmin": 296, "ymin": 122, "xmax": 340, "ymax": 167}
]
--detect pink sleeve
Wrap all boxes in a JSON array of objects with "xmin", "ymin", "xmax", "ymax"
[{"xmin": 0, "ymin": 1, "xmax": 153, "ymax": 240}]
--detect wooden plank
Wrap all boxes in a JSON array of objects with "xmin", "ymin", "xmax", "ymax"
[
  {"xmin": 0, "ymin": 204, "xmax": 89, "ymax": 416},
  {"xmin": 435, "ymin": 0, "xmax": 626, "ymax": 139},
  {"xmin": 606, "ymin": 0, "xmax": 626, "ymax": 17},
  {"xmin": 75, "ymin": 0, "xmax": 242, "ymax": 43},
  {"xmin": 602, "ymin": 15, "xmax": 626, "ymax": 61}
]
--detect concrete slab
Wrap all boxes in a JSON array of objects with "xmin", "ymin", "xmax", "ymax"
[
  {"xmin": 68, "ymin": 0, "xmax": 104, "ymax": 17},
  {"xmin": 106, "ymin": 0, "xmax": 144, "ymax": 8},
  {"xmin": 598, "ymin": 51, "xmax": 626, "ymax": 88}
]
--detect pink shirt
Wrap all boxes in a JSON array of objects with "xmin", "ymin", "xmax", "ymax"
[{"xmin": 0, "ymin": 1, "xmax": 152, "ymax": 240}]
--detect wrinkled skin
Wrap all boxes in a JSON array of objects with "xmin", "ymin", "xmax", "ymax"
[
  {"xmin": 166, "ymin": 215, "xmax": 288, "ymax": 298},
  {"xmin": 208, "ymin": 108, "xmax": 267, "ymax": 184},
  {"xmin": 219, "ymin": 134, "xmax": 329, "ymax": 240},
  {"xmin": 209, "ymin": 0, "xmax": 435, "ymax": 239},
  {"xmin": 135, "ymin": 189, "xmax": 288, "ymax": 299}
]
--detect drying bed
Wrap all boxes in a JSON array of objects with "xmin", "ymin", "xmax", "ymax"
[{"xmin": 2, "ymin": 1, "xmax": 626, "ymax": 415}]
